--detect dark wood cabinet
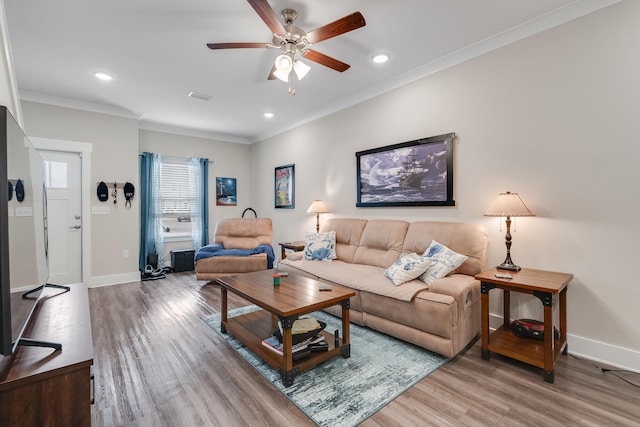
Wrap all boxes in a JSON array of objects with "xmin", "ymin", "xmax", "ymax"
[{"xmin": 0, "ymin": 283, "xmax": 93, "ymax": 426}]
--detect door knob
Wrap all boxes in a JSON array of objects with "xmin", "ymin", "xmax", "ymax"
[
  {"xmin": 75, "ymin": 215, "xmax": 81, "ymax": 220},
  {"xmin": 70, "ymin": 224, "xmax": 81, "ymax": 230}
]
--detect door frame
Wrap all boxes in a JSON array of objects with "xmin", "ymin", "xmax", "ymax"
[{"xmin": 31, "ymin": 137, "xmax": 92, "ymax": 285}]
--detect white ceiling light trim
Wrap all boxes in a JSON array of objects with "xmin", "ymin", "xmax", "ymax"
[
  {"xmin": 93, "ymin": 71, "xmax": 113, "ymax": 81},
  {"xmin": 371, "ymin": 53, "xmax": 389, "ymax": 64}
]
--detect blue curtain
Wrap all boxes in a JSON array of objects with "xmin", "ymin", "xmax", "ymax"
[
  {"xmin": 139, "ymin": 152, "xmax": 165, "ymax": 270},
  {"xmin": 189, "ymin": 157, "xmax": 209, "ymax": 250}
]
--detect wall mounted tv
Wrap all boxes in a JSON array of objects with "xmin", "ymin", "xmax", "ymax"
[{"xmin": 0, "ymin": 105, "xmax": 69, "ymax": 356}]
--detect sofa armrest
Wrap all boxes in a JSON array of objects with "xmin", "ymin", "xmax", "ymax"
[{"xmin": 428, "ymin": 274, "xmax": 480, "ymax": 308}]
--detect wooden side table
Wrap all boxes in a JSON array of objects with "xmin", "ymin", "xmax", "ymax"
[
  {"xmin": 475, "ymin": 268, "xmax": 573, "ymax": 383},
  {"xmin": 278, "ymin": 241, "xmax": 305, "ymax": 259}
]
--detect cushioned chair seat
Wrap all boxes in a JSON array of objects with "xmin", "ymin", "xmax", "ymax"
[{"xmin": 195, "ymin": 218, "xmax": 273, "ymax": 281}]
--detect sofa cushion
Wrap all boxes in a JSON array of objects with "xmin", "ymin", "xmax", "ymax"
[
  {"xmin": 384, "ymin": 253, "xmax": 432, "ymax": 286},
  {"xmin": 402, "ymin": 221, "xmax": 487, "ymax": 276},
  {"xmin": 420, "ymin": 240, "xmax": 468, "ymax": 285},
  {"xmin": 278, "ymin": 258, "xmax": 427, "ymax": 302},
  {"xmin": 303, "ymin": 231, "xmax": 336, "ymax": 261},
  {"xmin": 352, "ymin": 219, "xmax": 409, "ymax": 268},
  {"xmin": 321, "ymin": 218, "xmax": 367, "ymax": 263}
]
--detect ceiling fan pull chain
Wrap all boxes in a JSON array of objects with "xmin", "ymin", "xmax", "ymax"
[{"xmin": 288, "ymin": 72, "xmax": 296, "ymax": 95}]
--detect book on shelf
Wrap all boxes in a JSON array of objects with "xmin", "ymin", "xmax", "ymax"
[{"xmin": 261, "ymin": 334, "xmax": 325, "ymax": 356}]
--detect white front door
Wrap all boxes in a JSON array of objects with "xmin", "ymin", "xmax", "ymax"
[{"xmin": 39, "ymin": 150, "xmax": 83, "ymax": 284}]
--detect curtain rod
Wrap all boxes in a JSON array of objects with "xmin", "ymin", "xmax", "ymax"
[{"xmin": 138, "ymin": 153, "xmax": 213, "ymax": 163}]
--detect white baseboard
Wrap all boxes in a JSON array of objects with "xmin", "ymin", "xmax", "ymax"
[
  {"xmin": 489, "ymin": 313, "xmax": 640, "ymax": 374},
  {"xmin": 88, "ymin": 271, "xmax": 141, "ymax": 288},
  {"xmin": 568, "ymin": 334, "xmax": 640, "ymax": 373}
]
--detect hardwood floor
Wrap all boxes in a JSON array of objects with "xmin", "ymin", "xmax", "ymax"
[{"xmin": 89, "ymin": 272, "xmax": 640, "ymax": 426}]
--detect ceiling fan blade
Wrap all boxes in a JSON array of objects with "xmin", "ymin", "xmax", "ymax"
[
  {"xmin": 267, "ymin": 64, "xmax": 277, "ymax": 80},
  {"xmin": 207, "ymin": 42, "xmax": 271, "ymax": 50},
  {"xmin": 247, "ymin": 0, "xmax": 286, "ymax": 36},
  {"xmin": 301, "ymin": 50, "xmax": 350, "ymax": 72},
  {"xmin": 305, "ymin": 12, "xmax": 366, "ymax": 45}
]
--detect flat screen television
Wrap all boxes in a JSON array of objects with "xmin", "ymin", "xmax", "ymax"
[{"xmin": 0, "ymin": 105, "xmax": 67, "ymax": 356}]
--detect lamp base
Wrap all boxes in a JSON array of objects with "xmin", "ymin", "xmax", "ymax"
[{"xmin": 496, "ymin": 262, "xmax": 521, "ymax": 272}]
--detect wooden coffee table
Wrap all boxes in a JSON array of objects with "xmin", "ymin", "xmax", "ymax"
[{"xmin": 216, "ymin": 270, "xmax": 356, "ymax": 387}]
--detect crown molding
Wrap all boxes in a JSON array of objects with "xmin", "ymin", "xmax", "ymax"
[{"xmin": 20, "ymin": 90, "xmax": 141, "ymax": 120}]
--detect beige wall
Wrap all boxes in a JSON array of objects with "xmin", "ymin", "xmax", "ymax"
[
  {"xmin": 18, "ymin": 106, "xmax": 254, "ymax": 284},
  {"xmin": 0, "ymin": 2, "xmax": 21, "ymax": 124},
  {"xmin": 138, "ymin": 129, "xmax": 252, "ymax": 261},
  {"xmin": 251, "ymin": 1, "xmax": 640, "ymax": 369},
  {"xmin": 21, "ymin": 101, "xmax": 140, "ymax": 282}
]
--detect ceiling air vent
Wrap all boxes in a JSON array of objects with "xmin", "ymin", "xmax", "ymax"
[{"xmin": 187, "ymin": 91, "xmax": 212, "ymax": 101}]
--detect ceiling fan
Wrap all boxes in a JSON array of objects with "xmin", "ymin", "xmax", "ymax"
[{"xmin": 206, "ymin": 0, "xmax": 366, "ymax": 94}]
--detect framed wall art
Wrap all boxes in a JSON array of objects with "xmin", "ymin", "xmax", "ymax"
[
  {"xmin": 356, "ymin": 133, "xmax": 455, "ymax": 207},
  {"xmin": 274, "ymin": 164, "xmax": 295, "ymax": 208},
  {"xmin": 216, "ymin": 177, "xmax": 237, "ymax": 206}
]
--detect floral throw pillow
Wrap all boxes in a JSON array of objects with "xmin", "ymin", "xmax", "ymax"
[
  {"xmin": 384, "ymin": 253, "xmax": 432, "ymax": 286},
  {"xmin": 420, "ymin": 240, "xmax": 468, "ymax": 285},
  {"xmin": 303, "ymin": 231, "xmax": 337, "ymax": 261}
]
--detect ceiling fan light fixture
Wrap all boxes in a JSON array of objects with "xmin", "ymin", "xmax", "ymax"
[
  {"xmin": 274, "ymin": 54, "xmax": 293, "ymax": 73},
  {"xmin": 273, "ymin": 68, "xmax": 290, "ymax": 82},
  {"xmin": 293, "ymin": 60, "xmax": 310, "ymax": 80}
]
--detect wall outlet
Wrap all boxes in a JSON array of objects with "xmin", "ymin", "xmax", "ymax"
[{"xmin": 122, "ymin": 250, "xmax": 129, "ymax": 259}]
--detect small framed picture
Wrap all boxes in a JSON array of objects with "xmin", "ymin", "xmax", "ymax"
[
  {"xmin": 274, "ymin": 164, "xmax": 295, "ymax": 209},
  {"xmin": 215, "ymin": 177, "xmax": 237, "ymax": 206}
]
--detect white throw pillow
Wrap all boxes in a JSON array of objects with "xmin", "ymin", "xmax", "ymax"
[
  {"xmin": 384, "ymin": 253, "xmax": 432, "ymax": 286},
  {"xmin": 420, "ymin": 240, "xmax": 468, "ymax": 285},
  {"xmin": 303, "ymin": 231, "xmax": 337, "ymax": 261}
]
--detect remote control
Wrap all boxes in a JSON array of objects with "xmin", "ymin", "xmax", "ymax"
[{"xmin": 495, "ymin": 273, "xmax": 513, "ymax": 279}]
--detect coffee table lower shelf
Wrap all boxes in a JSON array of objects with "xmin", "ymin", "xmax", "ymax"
[{"xmin": 223, "ymin": 309, "xmax": 349, "ymax": 386}]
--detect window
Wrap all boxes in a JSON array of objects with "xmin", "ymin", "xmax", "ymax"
[
  {"xmin": 44, "ymin": 160, "xmax": 68, "ymax": 189},
  {"xmin": 159, "ymin": 158, "xmax": 198, "ymax": 241}
]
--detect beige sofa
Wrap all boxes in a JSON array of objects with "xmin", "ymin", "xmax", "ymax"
[
  {"xmin": 195, "ymin": 218, "xmax": 274, "ymax": 281},
  {"xmin": 277, "ymin": 218, "xmax": 488, "ymax": 357}
]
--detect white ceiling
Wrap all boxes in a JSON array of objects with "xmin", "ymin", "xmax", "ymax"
[{"xmin": 4, "ymin": 0, "xmax": 619, "ymax": 143}]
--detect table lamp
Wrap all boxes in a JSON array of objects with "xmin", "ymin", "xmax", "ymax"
[
  {"xmin": 484, "ymin": 191, "xmax": 535, "ymax": 271},
  {"xmin": 307, "ymin": 200, "xmax": 330, "ymax": 233}
]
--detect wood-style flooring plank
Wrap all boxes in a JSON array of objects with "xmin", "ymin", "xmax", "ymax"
[{"xmin": 89, "ymin": 273, "xmax": 640, "ymax": 426}]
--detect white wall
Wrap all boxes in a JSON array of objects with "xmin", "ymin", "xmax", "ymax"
[
  {"xmin": 138, "ymin": 129, "xmax": 252, "ymax": 262},
  {"xmin": 250, "ymin": 1, "xmax": 640, "ymax": 370}
]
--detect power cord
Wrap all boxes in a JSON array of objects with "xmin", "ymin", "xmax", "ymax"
[{"xmin": 570, "ymin": 353, "xmax": 640, "ymax": 387}]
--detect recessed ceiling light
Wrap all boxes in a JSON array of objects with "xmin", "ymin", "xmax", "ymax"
[
  {"xmin": 93, "ymin": 71, "xmax": 113, "ymax": 81},
  {"xmin": 264, "ymin": 113, "xmax": 274, "ymax": 119},
  {"xmin": 371, "ymin": 53, "xmax": 389, "ymax": 64}
]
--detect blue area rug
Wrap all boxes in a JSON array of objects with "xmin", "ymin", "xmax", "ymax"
[{"xmin": 202, "ymin": 306, "xmax": 449, "ymax": 427}]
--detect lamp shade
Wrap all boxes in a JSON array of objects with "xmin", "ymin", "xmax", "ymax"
[
  {"xmin": 484, "ymin": 191, "xmax": 535, "ymax": 217},
  {"xmin": 307, "ymin": 200, "xmax": 329, "ymax": 214}
]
